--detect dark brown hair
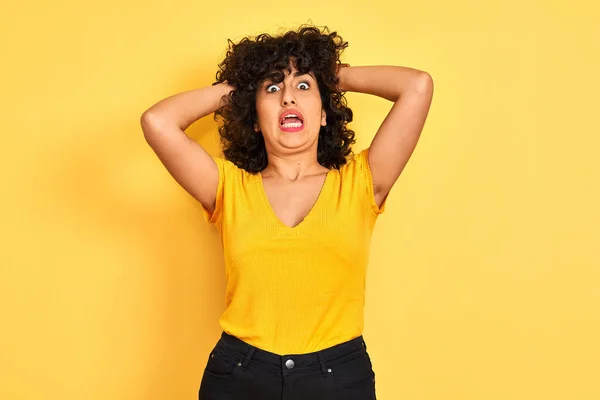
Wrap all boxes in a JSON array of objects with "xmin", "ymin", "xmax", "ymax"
[{"xmin": 212, "ymin": 24, "xmax": 355, "ymax": 172}]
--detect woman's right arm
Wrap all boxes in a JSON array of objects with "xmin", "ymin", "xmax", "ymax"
[{"xmin": 140, "ymin": 82, "xmax": 234, "ymax": 214}]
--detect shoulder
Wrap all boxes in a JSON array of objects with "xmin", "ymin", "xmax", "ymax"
[
  {"xmin": 212, "ymin": 155, "xmax": 259, "ymax": 191},
  {"xmin": 339, "ymin": 148, "xmax": 369, "ymax": 176}
]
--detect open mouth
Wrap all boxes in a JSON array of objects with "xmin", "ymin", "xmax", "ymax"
[
  {"xmin": 281, "ymin": 119, "xmax": 303, "ymax": 129},
  {"xmin": 280, "ymin": 112, "xmax": 304, "ymax": 132}
]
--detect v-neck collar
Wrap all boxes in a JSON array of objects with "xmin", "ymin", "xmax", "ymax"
[{"xmin": 257, "ymin": 169, "xmax": 333, "ymax": 230}]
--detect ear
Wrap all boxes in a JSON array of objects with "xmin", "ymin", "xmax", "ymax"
[
  {"xmin": 321, "ymin": 109, "xmax": 327, "ymax": 126},
  {"xmin": 254, "ymin": 122, "xmax": 260, "ymax": 132}
]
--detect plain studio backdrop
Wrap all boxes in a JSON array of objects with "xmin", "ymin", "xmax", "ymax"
[{"xmin": 1, "ymin": 1, "xmax": 598, "ymax": 399}]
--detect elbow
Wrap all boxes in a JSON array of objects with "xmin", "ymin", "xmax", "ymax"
[
  {"xmin": 140, "ymin": 110, "xmax": 158, "ymax": 129},
  {"xmin": 140, "ymin": 111, "xmax": 166, "ymax": 136},
  {"xmin": 414, "ymin": 72, "xmax": 434, "ymax": 94}
]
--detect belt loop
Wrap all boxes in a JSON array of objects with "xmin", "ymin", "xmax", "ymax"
[
  {"xmin": 241, "ymin": 346, "xmax": 255, "ymax": 369},
  {"xmin": 362, "ymin": 337, "xmax": 367, "ymax": 351},
  {"xmin": 316, "ymin": 351, "xmax": 330, "ymax": 377}
]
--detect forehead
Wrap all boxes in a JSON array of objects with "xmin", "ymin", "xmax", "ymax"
[{"xmin": 261, "ymin": 64, "xmax": 316, "ymax": 83}]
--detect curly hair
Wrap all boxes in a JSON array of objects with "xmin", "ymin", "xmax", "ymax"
[{"xmin": 212, "ymin": 24, "xmax": 356, "ymax": 173}]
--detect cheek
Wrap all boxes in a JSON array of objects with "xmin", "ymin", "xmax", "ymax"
[
  {"xmin": 254, "ymin": 103, "xmax": 269, "ymax": 125},
  {"xmin": 256, "ymin": 97, "xmax": 277, "ymax": 119},
  {"xmin": 307, "ymin": 99, "xmax": 324, "ymax": 123}
]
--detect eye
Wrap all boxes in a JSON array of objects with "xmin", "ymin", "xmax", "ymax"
[
  {"xmin": 297, "ymin": 81, "xmax": 310, "ymax": 90},
  {"xmin": 266, "ymin": 84, "xmax": 280, "ymax": 93}
]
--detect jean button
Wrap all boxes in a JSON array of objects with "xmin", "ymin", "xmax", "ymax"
[{"xmin": 285, "ymin": 359, "xmax": 295, "ymax": 369}]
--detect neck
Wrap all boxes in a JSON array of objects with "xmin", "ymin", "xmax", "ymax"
[{"xmin": 261, "ymin": 153, "xmax": 327, "ymax": 181}]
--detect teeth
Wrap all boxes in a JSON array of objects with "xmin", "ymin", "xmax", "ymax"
[
  {"xmin": 281, "ymin": 122, "xmax": 302, "ymax": 128},
  {"xmin": 282, "ymin": 113, "xmax": 302, "ymax": 122}
]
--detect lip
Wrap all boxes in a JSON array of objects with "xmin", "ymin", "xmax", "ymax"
[{"xmin": 279, "ymin": 109, "xmax": 304, "ymax": 125}]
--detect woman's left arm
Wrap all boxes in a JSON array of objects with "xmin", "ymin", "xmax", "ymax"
[{"xmin": 337, "ymin": 65, "xmax": 434, "ymax": 207}]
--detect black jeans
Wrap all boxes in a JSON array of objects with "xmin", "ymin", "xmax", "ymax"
[{"xmin": 199, "ymin": 331, "xmax": 377, "ymax": 400}]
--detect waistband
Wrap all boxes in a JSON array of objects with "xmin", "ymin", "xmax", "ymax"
[{"xmin": 216, "ymin": 331, "xmax": 368, "ymax": 377}]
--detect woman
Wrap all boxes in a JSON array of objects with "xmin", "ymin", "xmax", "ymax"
[{"xmin": 141, "ymin": 25, "xmax": 433, "ymax": 400}]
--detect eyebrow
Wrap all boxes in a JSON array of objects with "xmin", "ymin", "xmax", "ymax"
[{"xmin": 263, "ymin": 70, "xmax": 313, "ymax": 84}]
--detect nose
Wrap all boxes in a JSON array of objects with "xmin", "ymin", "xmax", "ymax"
[{"xmin": 281, "ymin": 85, "xmax": 296, "ymax": 106}]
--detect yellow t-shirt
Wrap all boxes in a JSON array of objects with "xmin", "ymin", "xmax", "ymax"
[{"xmin": 201, "ymin": 147, "xmax": 386, "ymax": 355}]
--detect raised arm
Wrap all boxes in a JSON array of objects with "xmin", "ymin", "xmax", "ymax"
[
  {"xmin": 140, "ymin": 82, "xmax": 234, "ymax": 213},
  {"xmin": 337, "ymin": 65, "xmax": 434, "ymax": 208}
]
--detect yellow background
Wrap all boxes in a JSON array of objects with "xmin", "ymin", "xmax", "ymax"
[{"xmin": 2, "ymin": 0, "xmax": 599, "ymax": 399}]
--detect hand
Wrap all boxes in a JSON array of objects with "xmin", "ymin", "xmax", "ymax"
[
  {"xmin": 335, "ymin": 63, "xmax": 351, "ymax": 92},
  {"xmin": 216, "ymin": 80, "xmax": 236, "ymax": 109},
  {"xmin": 222, "ymin": 80, "xmax": 236, "ymax": 93},
  {"xmin": 336, "ymin": 63, "xmax": 351, "ymax": 74}
]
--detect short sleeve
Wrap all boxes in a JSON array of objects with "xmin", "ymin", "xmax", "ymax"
[
  {"xmin": 201, "ymin": 156, "xmax": 225, "ymax": 225},
  {"xmin": 346, "ymin": 148, "xmax": 387, "ymax": 216}
]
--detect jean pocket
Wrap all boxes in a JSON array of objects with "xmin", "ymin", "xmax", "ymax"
[
  {"xmin": 203, "ymin": 345, "xmax": 241, "ymax": 378},
  {"xmin": 328, "ymin": 349, "xmax": 375, "ymax": 389}
]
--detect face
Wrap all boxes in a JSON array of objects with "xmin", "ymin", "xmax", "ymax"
[{"xmin": 254, "ymin": 62, "xmax": 327, "ymax": 153}]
